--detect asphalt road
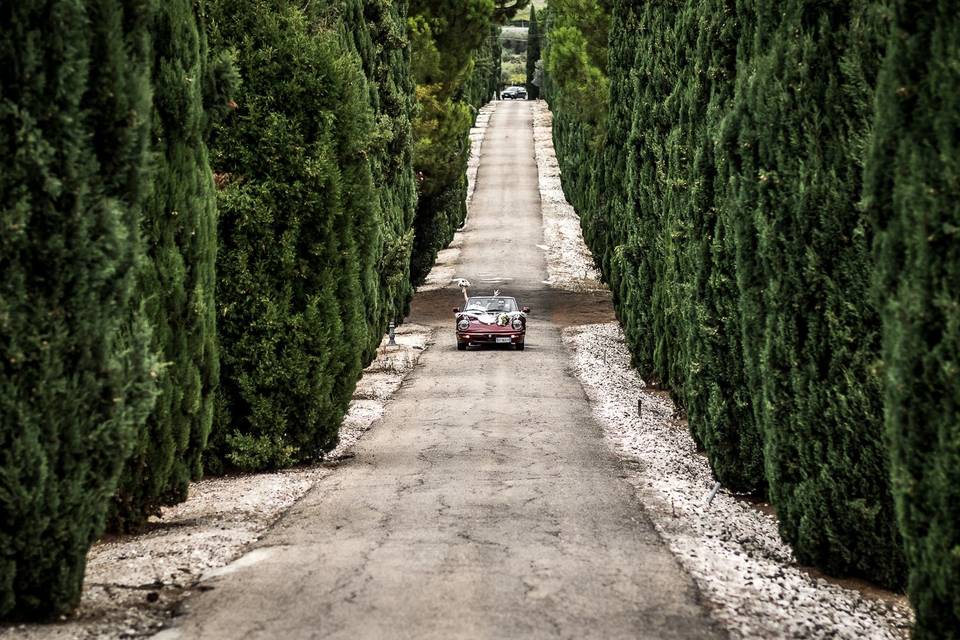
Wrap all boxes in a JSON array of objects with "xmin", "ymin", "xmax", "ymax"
[{"xmin": 160, "ymin": 101, "xmax": 722, "ymax": 639}]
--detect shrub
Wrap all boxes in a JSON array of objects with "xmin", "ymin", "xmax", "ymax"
[
  {"xmin": 866, "ymin": 0, "xmax": 960, "ymax": 633},
  {"xmin": 110, "ymin": 0, "xmax": 226, "ymax": 532},
  {"xmin": 0, "ymin": 0, "xmax": 155, "ymax": 618}
]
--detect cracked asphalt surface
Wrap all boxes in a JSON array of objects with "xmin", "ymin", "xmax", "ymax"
[{"xmin": 159, "ymin": 101, "xmax": 723, "ymax": 639}]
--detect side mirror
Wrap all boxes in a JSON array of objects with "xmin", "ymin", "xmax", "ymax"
[
  {"xmin": 522, "ymin": 307, "xmax": 530, "ymax": 314},
  {"xmin": 453, "ymin": 307, "xmax": 460, "ymax": 313}
]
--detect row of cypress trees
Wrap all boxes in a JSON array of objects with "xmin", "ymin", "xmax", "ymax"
[
  {"xmin": 1, "ymin": 0, "xmax": 159, "ymax": 617},
  {"xmin": 525, "ymin": 5, "xmax": 543, "ymax": 100},
  {"xmin": 202, "ymin": 0, "xmax": 419, "ymax": 472},
  {"xmin": 407, "ymin": 0, "xmax": 530, "ymax": 285},
  {"xmin": 543, "ymin": 1, "xmax": 958, "ymax": 637},
  {"xmin": 1, "ymin": 0, "xmax": 505, "ymax": 621}
]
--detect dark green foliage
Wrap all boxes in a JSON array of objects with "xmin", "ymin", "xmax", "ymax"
[
  {"xmin": 866, "ymin": 1, "xmax": 960, "ymax": 634},
  {"xmin": 464, "ymin": 25, "xmax": 502, "ymax": 109},
  {"xmin": 676, "ymin": 0, "xmax": 764, "ymax": 493},
  {"xmin": 729, "ymin": 0, "xmax": 902, "ymax": 586},
  {"xmin": 340, "ymin": 0, "xmax": 419, "ymax": 357},
  {"xmin": 206, "ymin": 0, "xmax": 416, "ymax": 471},
  {"xmin": 547, "ymin": 0, "xmax": 908, "ymax": 588},
  {"xmin": 0, "ymin": 0, "xmax": 156, "ymax": 618},
  {"xmin": 407, "ymin": 0, "xmax": 526, "ymax": 286},
  {"xmin": 407, "ymin": 2, "xmax": 488, "ymax": 285},
  {"xmin": 110, "ymin": 0, "xmax": 224, "ymax": 532},
  {"xmin": 410, "ymin": 175, "xmax": 468, "ymax": 282},
  {"xmin": 525, "ymin": 5, "xmax": 541, "ymax": 99}
]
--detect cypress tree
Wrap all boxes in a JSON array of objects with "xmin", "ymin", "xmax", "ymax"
[
  {"xmin": 581, "ymin": 0, "xmax": 630, "ymax": 311},
  {"xmin": 541, "ymin": 0, "xmax": 609, "ymax": 284},
  {"xmin": 110, "ymin": 0, "xmax": 224, "ymax": 532},
  {"xmin": 714, "ymin": 0, "xmax": 780, "ymax": 503},
  {"xmin": 676, "ymin": 0, "xmax": 765, "ymax": 492},
  {"xmin": 616, "ymin": 2, "xmax": 675, "ymax": 384},
  {"xmin": 407, "ymin": 0, "xmax": 527, "ymax": 285},
  {"xmin": 206, "ymin": 0, "xmax": 415, "ymax": 472},
  {"xmin": 866, "ymin": 0, "xmax": 960, "ymax": 634},
  {"xmin": 341, "ymin": 0, "xmax": 418, "ymax": 354},
  {"xmin": 526, "ymin": 5, "xmax": 540, "ymax": 99},
  {"xmin": 733, "ymin": 0, "xmax": 903, "ymax": 587},
  {"xmin": 0, "ymin": 0, "xmax": 156, "ymax": 618},
  {"xmin": 465, "ymin": 24, "xmax": 502, "ymax": 109},
  {"xmin": 406, "ymin": 3, "xmax": 479, "ymax": 285}
]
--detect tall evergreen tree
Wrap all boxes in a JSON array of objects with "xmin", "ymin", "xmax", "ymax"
[
  {"xmin": 0, "ymin": 0, "xmax": 156, "ymax": 618},
  {"xmin": 465, "ymin": 24, "xmax": 502, "ymax": 108},
  {"xmin": 109, "ymin": 0, "xmax": 226, "ymax": 532},
  {"xmin": 340, "ymin": 0, "xmax": 418, "ymax": 353},
  {"xmin": 866, "ymin": 0, "xmax": 960, "ymax": 634},
  {"xmin": 677, "ymin": 0, "xmax": 764, "ymax": 492},
  {"xmin": 407, "ymin": 0, "xmax": 527, "ymax": 285},
  {"xmin": 206, "ymin": 0, "xmax": 416, "ymax": 472},
  {"xmin": 525, "ymin": 5, "xmax": 540, "ymax": 99},
  {"xmin": 732, "ymin": 0, "xmax": 902, "ymax": 586}
]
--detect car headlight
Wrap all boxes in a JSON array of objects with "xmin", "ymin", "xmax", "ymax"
[
  {"xmin": 457, "ymin": 318, "xmax": 470, "ymax": 331},
  {"xmin": 512, "ymin": 317, "xmax": 524, "ymax": 330}
]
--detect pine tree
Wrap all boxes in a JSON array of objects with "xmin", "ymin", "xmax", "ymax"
[
  {"xmin": 0, "ymin": 0, "xmax": 156, "ymax": 618},
  {"xmin": 109, "ymin": 0, "xmax": 223, "ymax": 532},
  {"xmin": 866, "ymin": 0, "xmax": 960, "ymax": 633}
]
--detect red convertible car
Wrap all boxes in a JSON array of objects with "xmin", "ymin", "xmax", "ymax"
[{"xmin": 454, "ymin": 296, "xmax": 530, "ymax": 351}]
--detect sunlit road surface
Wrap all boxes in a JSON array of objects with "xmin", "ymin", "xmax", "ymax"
[{"xmin": 158, "ymin": 101, "xmax": 723, "ymax": 640}]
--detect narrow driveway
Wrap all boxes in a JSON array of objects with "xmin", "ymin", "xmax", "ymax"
[{"xmin": 161, "ymin": 102, "xmax": 722, "ymax": 639}]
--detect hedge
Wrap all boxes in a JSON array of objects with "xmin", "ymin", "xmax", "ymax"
[
  {"xmin": 866, "ymin": 0, "xmax": 960, "ymax": 635},
  {"xmin": 0, "ymin": 0, "xmax": 156, "ymax": 618},
  {"xmin": 545, "ymin": 0, "xmax": 906, "ymax": 588},
  {"xmin": 109, "ymin": 0, "xmax": 226, "ymax": 532}
]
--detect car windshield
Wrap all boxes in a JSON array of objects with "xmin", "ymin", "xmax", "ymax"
[{"xmin": 464, "ymin": 297, "xmax": 518, "ymax": 313}]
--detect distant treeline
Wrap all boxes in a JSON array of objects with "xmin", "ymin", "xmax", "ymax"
[
  {"xmin": 0, "ymin": 0, "xmax": 525, "ymax": 620},
  {"xmin": 543, "ymin": 1, "xmax": 958, "ymax": 637}
]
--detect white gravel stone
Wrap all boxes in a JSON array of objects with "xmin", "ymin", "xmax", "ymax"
[
  {"xmin": 563, "ymin": 322, "xmax": 915, "ymax": 640},
  {"xmin": 531, "ymin": 101, "xmax": 604, "ymax": 292}
]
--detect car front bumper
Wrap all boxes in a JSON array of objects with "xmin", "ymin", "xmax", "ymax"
[{"xmin": 457, "ymin": 332, "xmax": 524, "ymax": 345}]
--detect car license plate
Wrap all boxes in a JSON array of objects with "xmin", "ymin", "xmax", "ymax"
[{"xmin": 496, "ymin": 337, "xmax": 511, "ymax": 344}]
